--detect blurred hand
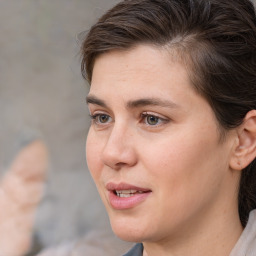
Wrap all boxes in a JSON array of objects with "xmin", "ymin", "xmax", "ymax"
[{"xmin": 0, "ymin": 141, "xmax": 48, "ymax": 256}]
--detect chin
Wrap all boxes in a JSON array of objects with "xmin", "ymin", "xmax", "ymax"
[
  {"xmin": 109, "ymin": 214, "xmax": 152, "ymax": 243},
  {"xmin": 112, "ymin": 227, "xmax": 144, "ymax": 242}
]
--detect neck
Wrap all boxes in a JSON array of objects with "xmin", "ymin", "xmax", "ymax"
[{"xmin": 143, "ymin": 204, "xmax": 243, "ymax": 256}]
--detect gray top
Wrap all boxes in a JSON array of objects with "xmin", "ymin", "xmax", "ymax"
[
  {"xmin": 230, "ymin": 209, "xmax": 256, "ymax": 256},
  {"xmin": 123, "ymin": 210, "xmax": 256, "ymax": 256},
  {"xmin": 123, "ymin": 243, "xmax": 143, "ymax": 256}
]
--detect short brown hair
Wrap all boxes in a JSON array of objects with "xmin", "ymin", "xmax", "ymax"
[{"xmin": 81, "ymin": 0, "xmax": 256, "ymax": 226}]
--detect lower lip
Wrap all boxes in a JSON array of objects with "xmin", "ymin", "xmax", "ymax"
[{"xmin": 108, "ymin": 191, "xmax": 151, "ymax": 210}]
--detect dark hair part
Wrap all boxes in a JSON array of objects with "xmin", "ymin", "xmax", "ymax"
[{"xmin": 81, "ymin": 0, "xmax": 256, "ymax": 226}]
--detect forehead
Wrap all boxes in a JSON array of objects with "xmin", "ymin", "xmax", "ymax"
[{"xmin": 91, "ymin": 44, "xmax": 190, "ymax": 90}]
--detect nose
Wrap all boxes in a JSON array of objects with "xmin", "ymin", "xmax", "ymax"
[{"xmin": 101, "ymin": 124, "xmax": 137, "ymax": 170}]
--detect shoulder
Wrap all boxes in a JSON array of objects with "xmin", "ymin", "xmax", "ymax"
[{"xmin": 123, "ymin": 243, "xmax": 143, "ymax": 256}]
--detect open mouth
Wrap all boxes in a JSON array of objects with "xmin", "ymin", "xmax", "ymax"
[
  {"xmin": 114, "ymin": 189, "xmax": 147, "ymax": 198},
  {"xmin": 106, "ymin": 182, "xmax": 152, "ymax": 209}
]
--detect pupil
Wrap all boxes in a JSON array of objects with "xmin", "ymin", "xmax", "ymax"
[
  {"xmin": 147, "ymin": 115, "xmax": 158, "ymax": 125},
  {"xmin": 100, "ymin": 115, "xmax": 108, "ymax": 123}
]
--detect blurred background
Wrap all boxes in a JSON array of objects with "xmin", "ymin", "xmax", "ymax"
[
  {"xmin": 0, "ymin": 0, "xmax": 255, "ymax": 255},
  {"xmin": 0, "ymin": 0, "xmax": 130, "ymax": 255}
]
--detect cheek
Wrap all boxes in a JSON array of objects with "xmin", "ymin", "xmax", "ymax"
[
  {"xmin": 138, "ymin": 133, "xmax": 227, "ymax": 233},
  {"xmin": 141, "ymin": 128, "xmax": 224, "ymax": 196},
  {"xmin": 140, "ymin": 134, "xmax": 197, "ymax": 176}
]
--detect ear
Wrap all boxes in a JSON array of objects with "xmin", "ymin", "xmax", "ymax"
[{"xmin": 230, "ymin": 110, "xmax": 256, "ymax": 171}]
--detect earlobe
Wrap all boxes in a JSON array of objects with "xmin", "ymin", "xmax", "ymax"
[{"xmin": 230, "ymin": 110, "xmax": 256, "ymax": 171}]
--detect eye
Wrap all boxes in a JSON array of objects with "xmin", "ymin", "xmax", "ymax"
[
  {"xmin": 141, "ymin": 112, "xmax": 168, "ymax": 126},
  {"xmin": 146, "ymin": 115, "xmax": 160, "ymax": 125},
  {"xmin": 90, "ymin": 113, "xmax": 112, "ymax": 124}
]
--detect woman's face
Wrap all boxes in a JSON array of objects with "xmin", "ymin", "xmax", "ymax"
[{"xmin": 86, "ymin": 44, "xmax": 237, "ymax": 243}]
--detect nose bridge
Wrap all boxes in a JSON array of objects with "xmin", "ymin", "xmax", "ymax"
[
  {"xmin": 101, "ymin": 120, "xmax": 136, "ymax": 169},
  {"xmin": 105, "ymin": 121, "xmax": 132, "ymax": 155},
  {"xmin": 111, "ymin": 121, "xmax": 126, "ymax": 142}
]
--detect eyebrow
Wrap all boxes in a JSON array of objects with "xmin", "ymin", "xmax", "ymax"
[
  {"xmin": 126, "ymin": 98, "xmax": 179, "ymax": 109},
  {"xmin": 86, "ymin": 95, "xmax": 108, "ymax": 107},
  {"xmin": 86, "ymin": 95, "xmax": 179, "ymax": 109}
]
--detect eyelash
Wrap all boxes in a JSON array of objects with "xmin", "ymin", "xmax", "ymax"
[{"xmin": 89, "ymin": 112, "xmax": 169, "ymax": 127}]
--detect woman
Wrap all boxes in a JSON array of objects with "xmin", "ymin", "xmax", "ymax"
[{"xmin": 81, "ymin": 0, "xmax": 256, "ymax": 255}]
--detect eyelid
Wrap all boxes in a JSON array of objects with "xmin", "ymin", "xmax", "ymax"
[
  {"xmin": 89, "ymin": 109, "xmax": 110, "ymax": 118},
  {"xmin": 141, "ymin": 111, "xmax": 168, "ymax": 119}
]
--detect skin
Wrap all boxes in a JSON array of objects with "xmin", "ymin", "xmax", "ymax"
[{"xmin": 86, "ymin": 44, "xmax": 243, "ymax": 256}]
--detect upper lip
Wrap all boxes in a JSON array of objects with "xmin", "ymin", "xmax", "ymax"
[{"xmin": 106, "ymin": 182, "xmax": 151, "ymax": 192}]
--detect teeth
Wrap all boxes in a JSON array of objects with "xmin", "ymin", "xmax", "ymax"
[
  {"xmin": 116, "ymin": 190, "xmax": 137, "ymax": 194},
  {"xmin": 115, "ymin": 190, "xmax": 143, "ymax": 197}
]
